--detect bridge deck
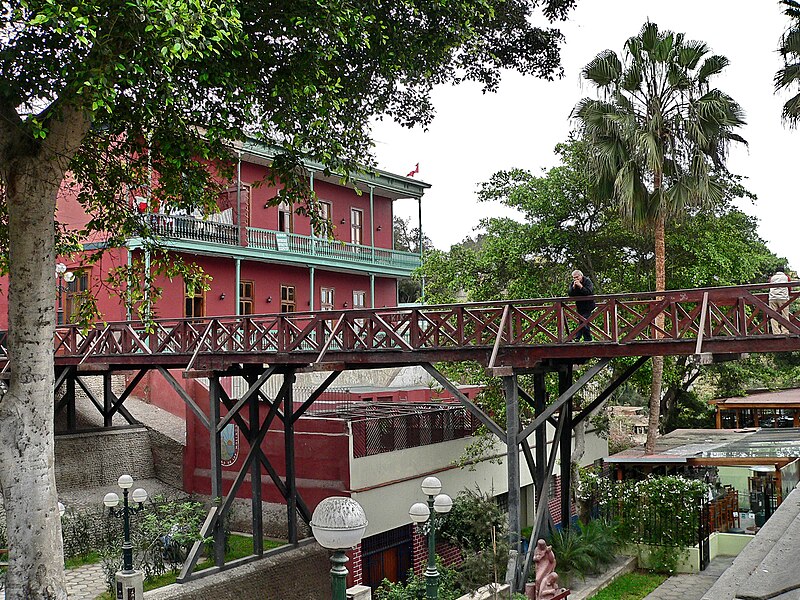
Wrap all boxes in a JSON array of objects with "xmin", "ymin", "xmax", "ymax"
[{"xmin": 2, "ymin": 283, "xmax": 799, "ymax": 373}]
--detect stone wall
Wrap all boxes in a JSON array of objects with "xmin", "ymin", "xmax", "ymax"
[
  {"xmin": 145, "ymin": 542, "xmax": 331, "ymax": 600},
  {"xmin": 148, "ymin": 428, "xmax": 184, "ymax": 489},
  {"xmin": 55, "ymin": 428, "xmax": 155, "ymax": 491}
]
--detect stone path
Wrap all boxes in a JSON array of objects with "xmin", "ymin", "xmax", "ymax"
[
  {"xmin": 0, "ymin": 562, "xmax": 107, "ymax": 600},
  {"xmin": 642, "ymin": 556, "xmax": 736, "ymax": 600}
]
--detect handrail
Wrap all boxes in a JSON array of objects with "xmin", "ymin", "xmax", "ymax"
[{"xmin": 2, "ymin": 284, "xmax": 798, "ymax": 367}]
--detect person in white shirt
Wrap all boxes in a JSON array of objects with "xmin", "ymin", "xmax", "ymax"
[{"xmin": 768, "ymin": 268, "xmax": 791, "ymax": 334}]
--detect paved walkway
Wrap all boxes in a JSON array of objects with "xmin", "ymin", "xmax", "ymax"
[
  {"xmin": 0, "ymin": 563, "xmax": 107, "ymax": 600},
  {"xmin": 642, "ymin": 556, "xmax": 736, "ymax": 600}
]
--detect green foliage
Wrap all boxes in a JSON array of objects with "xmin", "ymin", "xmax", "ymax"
[
  {"xmin": 375, "ymin": 559, "xmax": 460, "ymax": 600},
  {"xmin": 99, "ymin": 497, "xmax": 208, "ymax": 589},
  {"xmin": 439, "ymin": 488, "xmax": 507, "ymax": 552},
  {"xmin": 587, "ymin": 571, "xmax": 666, "ymax": 600},
  {"xmin": 436, "ymin": 487, "xmax": 510, "ymax": 593},
  {"xmin": 585, "ymin": 474, "xmax": 705, "ymax": 573},
  {"xmin": 777, "ymin": 0, "xmax": 800, "ymax": 126},
  {"xmin": 544, "ymin": 520, "xmax": 620, "ymax": 583}
]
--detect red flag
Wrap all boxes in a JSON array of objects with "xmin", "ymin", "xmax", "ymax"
[{"xmin": 406, "ymin": 163, "xmax": 419, "ymax": 177}]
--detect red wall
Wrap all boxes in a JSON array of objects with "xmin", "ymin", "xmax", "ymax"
[
  {"xmin": 185, "ymin": 402, "xmax": 351, "ymax": 508},
  {"xmin": 237, "ymin": 163, "xmax": 395, "ymax": 249}
]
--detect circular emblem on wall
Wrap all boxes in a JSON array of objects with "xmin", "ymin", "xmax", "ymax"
[{"xmin": 220, "ymin": 423, "xmax": 239, "ymax": 467}]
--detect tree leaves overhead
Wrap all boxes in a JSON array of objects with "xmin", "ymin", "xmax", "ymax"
[
  {"xmin": 777, "ymin": 0, "xmax": 800, "ymax": 126},
  {"xmin": 0, "ymin": 0, "xmax": 578, "ymax": 262}
]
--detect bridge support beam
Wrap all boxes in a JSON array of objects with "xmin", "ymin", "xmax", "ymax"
[
  {"xmin": 559, "ymin": 367, "xmax": 573, "ymax": 532},
  {"xmin": 504, "ymin": 375, "xmax": 521, "ymax": 561}
]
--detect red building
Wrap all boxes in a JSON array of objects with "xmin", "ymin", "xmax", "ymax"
[{"xmin": 0, "ymin": 140, "xmax": 428, "ymax": 328}]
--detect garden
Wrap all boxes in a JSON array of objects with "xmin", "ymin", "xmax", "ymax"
[
  {"xmin": 0, "ymin": 496, "xmax": 285, "ymax": 595},
  {"xmin": 375, "ymin": 472, "xmax": 708, "ymax": 600}
]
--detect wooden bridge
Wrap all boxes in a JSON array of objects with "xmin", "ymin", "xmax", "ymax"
[
  {"xmin": 4, "ymin": 282, "xmax": 797, "ymax": 372},
  {"xmin": 4, "ymin": 282, "xmax": 798, "ymax": 590}
]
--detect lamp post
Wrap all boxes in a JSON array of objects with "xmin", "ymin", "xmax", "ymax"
[
  {"xmin": 55, "ymin": 263, "xmax": 75, "ymax": 326},
  {"xmin": 409, "ymin": 476, "xmax": 453, "ymax": 600},
  {"xmin": 310, "ymin": 496, "xmax": 368, "ymax": 600},
  {"xmin": 104, "ymin": 475, "xmax": 148, "ymax": 599}
]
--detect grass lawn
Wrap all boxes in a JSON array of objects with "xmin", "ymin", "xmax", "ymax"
[{"xmin": 588, "ymin": 571, "xmax": 666, "ymax": 600}]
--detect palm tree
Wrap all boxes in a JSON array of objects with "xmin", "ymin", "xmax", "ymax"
[
  {"xmin": 573, "ymin": 22, "xmax": 746, "ymax": 453},
  {"xmin": 777, "ymin": 0, "xmax": 800, "ymax": 125}
]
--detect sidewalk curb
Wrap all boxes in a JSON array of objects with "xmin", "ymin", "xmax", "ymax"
[{"xmin": 568, "ymin": 556, "xmax": 638, "ymax": 600}]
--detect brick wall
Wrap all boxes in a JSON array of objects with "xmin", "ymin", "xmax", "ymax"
[
  {"xmin": 546, "ymin": 476, "xmax": 577, "ymax": 530},
  {"xmin": 55, "ymin": 428, "xmax": 155, "ymax": 491},
  {"xmin": 411, "ymin": 528, "xmax": 463, "ymax": 575},
  {"xmin": 145, "ymin": 542, "xmax": 331, "ymax": 600},
  {"xmin": 349, "ymin": 543, "xmax": 363, "ymax": 586}
]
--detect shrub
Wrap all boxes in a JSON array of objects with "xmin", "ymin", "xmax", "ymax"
[
  {"xmin": 375, "ymin": 560, "xmax": 459, "ymax": 600},
  {"xmin": 100, "ymin": 496, "xmax": 207, "ymax": 589},
  {"xmin": 545, "ymin": 519, "xmax": 619, "ymax": 583},
  {"xmin": 437, "ymin": 486, "xmax": 509, "ymax": 593}
]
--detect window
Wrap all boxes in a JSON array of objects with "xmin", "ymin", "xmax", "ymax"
[
  {"xmin": 314, "ymin": 200, "xmax": 332, "ymax": 237},
  {"xmin": 321, "ymin": 287, "xmax": 335, "ymax": 311},
  {"xmin": 185, "ymin": 282, "xmax": 205, "ymax": 319},
  {"xmin": 280, "ymin": 284, "xmax": 296, "ymax": 313},
  {"xmin": 278, "ymin": 201, "xmax": 293, "ymax": 233},
  {"xmin": 240, "ymin": 280, "xmax": 254, "ymax": 315},
  {"xmin": 353, "ymin": 290, "xmax": 366, "ymax": 309},
  {"xmin": 63, "ymin": 271, "xmax": 89, "ymax": 324},
  {"xmin": 350, "ymin": 208, "xmax": 363, "ymax": 245}
]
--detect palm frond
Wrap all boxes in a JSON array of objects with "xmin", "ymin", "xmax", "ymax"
[
  {"xmin": 677, "ymin": 40, "xmax": 708, "ymax": 69},
  {"xmin": 778, "ymin": 28, "xmax": 800, "ymax": 57},
  {"xmin": 638, "ymin": 21, "xmax": 660, "ymax": 54},
  {"xmin": 775, "ymin": 62, "xmax": 800, "ymax": 90},
  {"xmin": 697, "ymin": 55, "xmax": 730, "ymax": 84},
  {"xmin": 583, "ymin": 50, "xmax": 622, "ymax": 86},
  {"xmin": 781, "ymin": 91, "xmax": 800, "ymax": 126},
  {"xmin": 620, "ymin": 65, "xmax": 643, "ymax": 92},
  {"xmin": 781, "ymin": 0, "xmax": 800, "ymax": 20}
]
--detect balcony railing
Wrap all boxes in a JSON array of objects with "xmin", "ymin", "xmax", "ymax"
[
  {"xmin": 247, "ymin": 227, "xmax": 420, "ymax": 270},
  {"xmin": 151, "ymin": 214, "xmax": 239, "ymax": 245},
  {"xmin": 147, "ymin": 214, "xmax": 420, "ymax": 271}
]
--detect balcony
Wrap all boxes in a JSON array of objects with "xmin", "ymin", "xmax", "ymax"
[{"xmin": 145, "ymin": 214, "xmax": 421, "ymax": 276}]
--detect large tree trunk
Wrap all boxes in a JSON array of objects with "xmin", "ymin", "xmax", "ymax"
[
  {"xmin": 645, "ymin": 212, "xmax": 667, "ymax": 454},
  {"xmin": 0, "ymin": 109, "xmax": 88, "ymax": 600}
]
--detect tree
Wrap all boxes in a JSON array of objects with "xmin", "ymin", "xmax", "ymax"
[
  {"xmin": 777, "ymin": 0, "xmax": 800, "ymax": 125},
  {"xmin": 422, "ymin": 136, "xmax": 782, "ymax": 448},
  {"xmin": 572, "ymin": 22, "xmax": 747, "ymax": 454},
  {"xmin": 393, "ymin": 216, "xmax": 432, "ymax": 303},
  {"xmin": 0, "ymin": 0, "xmax": 578, "ymax": 596}
]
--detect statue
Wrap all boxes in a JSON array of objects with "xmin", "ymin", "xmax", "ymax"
[{"xmin": 532, "ymin": 539, "xmax": 568, "ymax": 600}]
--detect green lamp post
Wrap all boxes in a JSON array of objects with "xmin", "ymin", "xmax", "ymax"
[
  {"xmin": 409, "ymin": 476, "xmax": 453, "ymax": 600},
  {"xmin": 311, "ymin": 496, "xmax": 368, "ymax": 600},
  {"xmin": 104, "ymin": 474, "xmax": 148, "ymax": 573}
]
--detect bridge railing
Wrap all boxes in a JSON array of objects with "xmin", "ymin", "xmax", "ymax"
[{"xmin": 3, "ymin": 283, "xmax": 799, "ymax": 366}]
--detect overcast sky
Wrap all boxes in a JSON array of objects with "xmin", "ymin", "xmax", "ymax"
[{"xmin": 373, "ymin": 1, "xmax": 799, "ymax": 273}]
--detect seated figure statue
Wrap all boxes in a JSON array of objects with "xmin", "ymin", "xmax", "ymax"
[{"xmin": 533, "ymin": 539, "xmax": 567, "ymax": 600}]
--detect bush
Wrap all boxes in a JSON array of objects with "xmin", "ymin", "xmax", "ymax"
[
  {"xmin": 375, "ymin": 560, "xmax": 459, "ymax": 600},
  {"xmin": 545, "ymin": 519, "xmax": 619, "ymax": 583},
  {"xmin": 100, "ymin": 496, "xmax": 207, "ymax": 590},
  {"xmin": 437, "ymin": 486, "xmax": 509, "ymax": 593}
]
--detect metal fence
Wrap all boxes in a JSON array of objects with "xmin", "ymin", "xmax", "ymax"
[{"xmin": 352, "ymin": 406, "xmax": 481, "ymax": 458}]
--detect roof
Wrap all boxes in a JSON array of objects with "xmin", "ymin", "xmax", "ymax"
[
  {"xmin": 605, "ymin": 428, "xmax": 800, "ymax": 465},
  {"xmin": 239, "ymin": 139, "xmax": 431, "ymax": 200},
  {"xmin": 710, "ymin": 387, "xmax": 800, "ymax": 408}
]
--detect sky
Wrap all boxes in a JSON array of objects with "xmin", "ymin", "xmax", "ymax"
[{"xmin": 372, "ymin": 1, "xmax": 800, "ymax": 272}]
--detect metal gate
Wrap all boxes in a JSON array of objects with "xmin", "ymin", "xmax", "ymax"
[{"xmin": 362, "ymin": 525, "xmax": 414, "ymax": 592}]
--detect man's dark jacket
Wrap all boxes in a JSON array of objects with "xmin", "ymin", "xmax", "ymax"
[{"xmin": 568, "ymin": 276, "xmax": 596, "ymax": 314}]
